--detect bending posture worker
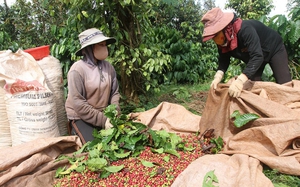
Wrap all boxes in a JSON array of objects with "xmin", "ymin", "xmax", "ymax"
[
  {"xmin": 65, "ymin": 28, "xmax": 120, "ymax": 144},
  {"xmin": 201, "ymin": 8, "xmax": 292, "ymax": 97}
]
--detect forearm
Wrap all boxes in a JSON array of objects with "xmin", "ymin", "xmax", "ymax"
[
  {"xmin": 218, "ymin": 50, "xmax": 231, "ymax": 73},
  {"xmin": 109, "ymin": 71, "xmax": 121, "ymax": 112},
  {"xmin": 73, "ymin": 100, "xmax": 107, "ymax": 128}
]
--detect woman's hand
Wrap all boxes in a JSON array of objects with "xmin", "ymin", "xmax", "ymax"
[
  {"xmin": 105, "ymin": 118, "xmax": 113, "ymax": 129},
  {"xmin": 228, "ymin": 74, "xmax": 248, "ymax": 97},
  {"xmin": 211, "ymin": 70, "xmax": 224, "ymax": 89}
]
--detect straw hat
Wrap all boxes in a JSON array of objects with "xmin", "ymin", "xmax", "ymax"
[
  {"xmin": 75, "ymin": 28, "xmax": 116, "ymax": 56},
  {"xmin": 201, "ymin": 8, "xmax": 234, "ymax": 42}
]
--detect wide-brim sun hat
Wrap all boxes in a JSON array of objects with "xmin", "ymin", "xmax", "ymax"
[
  {"xmin": 75, "ymin": 28, "xmax": 116, "ymax": 56},
  {"xmin": 201, "ymin": 8, "xmax": 234, "ymax": 42}
]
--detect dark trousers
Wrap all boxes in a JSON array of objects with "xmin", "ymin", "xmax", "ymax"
[
  {"xmin": 250, "ymin": 44, "xmax": 292, "ymax": 84},
  {"xmin": 68, "ymin": 120, "xmax": 101, "ymax": 144}
]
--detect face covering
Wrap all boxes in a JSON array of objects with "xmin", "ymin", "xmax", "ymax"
[
  {"xmin": 213, "ymin": 31, "xmax": 226, "ymax": 46},
  {"xmin": 93, "ymin": 42, "xmax": 108, "ymax": 60}
]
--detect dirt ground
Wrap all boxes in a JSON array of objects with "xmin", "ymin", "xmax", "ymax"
[
  {"xmin": 157, "ymin": 91, "xmax": 208, "ymax": 116},
  {"xmin": 187, "ymin": 91, "xmax": 208, "ymax": 115}
]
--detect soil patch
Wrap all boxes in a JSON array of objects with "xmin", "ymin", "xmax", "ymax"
[
  {"xmin": 187, "ymin": 91, "xmax": 208, "ymax": 115},
  {"xmin": 157, "ymin": 91, "xmax": 208, "ymax": 115}
]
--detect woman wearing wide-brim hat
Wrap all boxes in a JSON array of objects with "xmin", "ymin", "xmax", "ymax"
[
  {"xmin": 201, "ymin": 8, "xmax": 292, "ymax": 98},
  {"xmin": 65, "ymin": 28, "xmax": 120, "ymax": 144}
]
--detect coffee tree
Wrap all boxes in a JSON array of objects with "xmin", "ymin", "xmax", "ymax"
[
  {"xmin": 225, "ymin": 0, "xmax": 273, "ymax": 19},
  {"xmin": 260, "ymin": 7, "xmax": 300, "ymax": 79}
]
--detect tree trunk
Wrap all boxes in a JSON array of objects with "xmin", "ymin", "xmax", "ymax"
[{"xmin": 116, "ymin": 3, "xmax": 141, "ymax": 103}]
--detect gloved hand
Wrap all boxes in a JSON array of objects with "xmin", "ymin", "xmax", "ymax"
[
  {"xmin": 105, "ymin": 118, "xmax": 113, "ymax": 129},
  {"xmin": 228, "ymin": 73, "xmax": 248, "ymax": 98},
  {"xmin": 210, "ymin": 70, "xmax": 224, "ymax": 89}
]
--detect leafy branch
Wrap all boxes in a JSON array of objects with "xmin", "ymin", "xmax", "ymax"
[
  {"xmin": 199, "ymin": 129, "xmax": 224, "ymax": 154},
  {"xmin": 55, "ymin": 104, "xmax": 194, "ymax": 178}
]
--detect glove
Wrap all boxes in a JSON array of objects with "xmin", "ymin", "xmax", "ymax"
[
  {"xmin": 228, "ymin": 74, "xmax": 248, "ymax": 98},
  {"xmin": 210, "ymin": 70, "xmax": 224, "ymax": 89},
  {"xmin": 105, "ymin": 118, "xmax": 113, "ymax": 129}
]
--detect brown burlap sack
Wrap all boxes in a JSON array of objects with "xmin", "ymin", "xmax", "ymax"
[
  {"xmin": 199, "ymin": 79, "xmax": 300, "ymax": 176},
  {"xmin": 171, "ymin": 154, "xmax": 273, "ymax": 187},
  {"xmin": 130, "ymin": 101, "xmax": 201, "ymax": 134},
  {"xmin": 200, "ymin": 79, "xmax": 300, "ymax": 142},
  {"xmin": 0, "ymin": 136, "xmax": 82, "ymax": 187}
]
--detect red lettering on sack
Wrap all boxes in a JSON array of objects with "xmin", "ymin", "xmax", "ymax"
[{"xmin": 4, "ymin": 79, "xmax": 45, "ymax": 94}]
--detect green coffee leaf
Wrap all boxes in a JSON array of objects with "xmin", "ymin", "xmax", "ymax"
[
  {"xmin": 86, "ymin": 158, "xmax": 108, "ymax": 171},
  {"xmin": 55, "ymin": 167, "xmax": 66, "ymax": 178},
  {"xmin": 151, "ymin": 147, "xmax": 164, "ymax": 154},
  {"xmin": 210, "ymin": 136, "xmax": 223, "ymax": 151},
  {"xmin": 149, "ymin": 129, "xmax": 162, "ymax": 148},
  {"xmin": 89, "ymin": 149, "xmax": 100, "ymax": 158},
  {"xmin": 100, "ymin": 128, "xmax": 115, "ymax": 136},
  {"xmin": 99, "ymin": 171, "xmax": 111, "ymax": 179},
  {"xmin": 156, "ymin": 129, "xmax": 170, "ymax": 142},
  {"xmin": 104, "ymin": 104, "xmax": 118, "ymax": 119},
  {"xmin": 203, "ymin": 170, "xmax": 219, "ymax": 187},
  {"xmin": 59, "ymin": 160, "xmax": 80, "ymax": 175},
  {"xmin": 234, "ymin": 113, "xmax": 260, "ymax": 128},
  {"xmin": 230, "ymin": 110, "xmax": 260, "ymax": 128},
  {"xmin": 104, "ymin": 165, "xmax": 124, "ymax": 173},
  {"xmin": 141, "ymin": 160, "xmax": 155, "ymax": 167},
  {"xmin": 184, "ymin": 145, "xmax": 196, "ymax": 151},
  {"xmin": 169, "ymin": 133, "xmax": 182, "ymax": 149},
  {"xmin": 230, "ymin": 110, "xmax": 240, "ymax": 118},
  {"xmin": 110, "ymin": 141, "xmax": 118, "ymax": 150},
  {"xmin": 75, "ymin": 165, "xmax": 85, "ymax": 172},
  {"xmin": 73, "ymin": 143, "xmax": 89, "ymax": 155},
  {"xmin": 163, "ymin": 155, "xmax": 170, "ymax": 162},
  {"xmin": 164, "ymin": 149, "xmax": 180, "ymax": 158},
  {"xmin": 114, "ymin": 151, "xmax": 131, "ymax": 158}
]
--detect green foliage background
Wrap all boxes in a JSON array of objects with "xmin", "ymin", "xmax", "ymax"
[{"xmin": 0, "ymin": 0, "xmax": 300, "ymax": 101}]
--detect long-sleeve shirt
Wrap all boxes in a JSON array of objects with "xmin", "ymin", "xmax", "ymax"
[
  {"xmin": 217, "ymin": 19, "xmax": 283, "ymax": 78},
  {"xmin": 65, "ymin": 59, "xmax": 120, "ymax": 128}
]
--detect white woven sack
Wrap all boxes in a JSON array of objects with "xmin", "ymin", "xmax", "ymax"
[
  {"xmin": 0, "ymin": 87, "xmax": 12, "ymax": 147},
  {"xmin": 0, "ymin": 50, "xmax": 60, "ymax": 146},
  {"xmin": 38, "ymin": 56, "xmax": 68, "ymax": 136},
  {"xmin": 5, "ymin": 88, "xmax": 60, "ymax": 146}
]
